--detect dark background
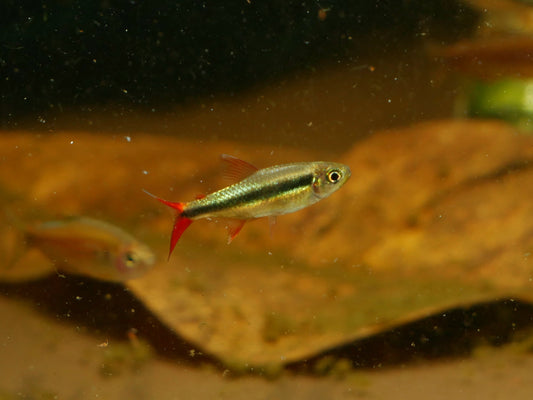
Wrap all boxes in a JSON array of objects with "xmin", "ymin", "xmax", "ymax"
[{"xmin": 1, "ymin": 0, "xmax": 478, "ymax": 123}]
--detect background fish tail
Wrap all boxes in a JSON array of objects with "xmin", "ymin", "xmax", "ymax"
[{"xmin": 0, "ymin": 210, "xmax": 55, "ymax": 282}]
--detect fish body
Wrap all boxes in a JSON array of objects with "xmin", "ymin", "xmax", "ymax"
[
  {"xmin": 146, "ymin": 155, "xmax": 351, "ymax": 258},
  {"xmin": 24, "ymin": 217, "xmax": 155, "ymax": 281},
  {"xmin": 184, "ymin": 162, "xmax": 346, "ymax": 219}
]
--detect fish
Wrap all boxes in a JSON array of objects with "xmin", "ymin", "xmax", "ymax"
[
  {"xmin": 145, "ymin": 154, "xmax": 351, "ymax": 258},
  {"xmin": 21, "ymin": 217, "xmax": 156, "ymax": 282}
]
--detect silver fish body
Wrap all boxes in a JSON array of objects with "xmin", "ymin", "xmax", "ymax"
[{"xmin": 183, "ymin": 161, "xmax": 351, "ymax": 220}]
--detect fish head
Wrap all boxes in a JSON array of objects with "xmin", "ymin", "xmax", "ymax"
[
  {"xmin": 311, "ymin": 162, "xmax": 351, "ymax": 199},
  {"xmin": 114, "ymin": 241, "xmax": 156, "ymax": 280}
]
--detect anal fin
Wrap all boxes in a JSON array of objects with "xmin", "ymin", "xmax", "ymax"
[{"xmin": 224, "ymin": 219, "xmax": 246, "ymax": 244}]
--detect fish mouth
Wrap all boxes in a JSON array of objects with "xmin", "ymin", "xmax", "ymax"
[{"xmin": 345, "ymin": 168, "xmax": 352, "ymax": 182}]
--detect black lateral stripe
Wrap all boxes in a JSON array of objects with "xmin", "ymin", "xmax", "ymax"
[{"xmin": 186, "ymin": 173, "xmax": 314, "ymax": 217}]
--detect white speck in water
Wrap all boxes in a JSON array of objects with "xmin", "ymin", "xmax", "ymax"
[
  {"xmin": 268, "ymin": 251, "xmax": 272, "ymax": 256},
  {"xmin": 387, "ymin": 98, "xmax": 392, "ymax": 103},
  {"xmin": 124, "ymin": 135, "xmax": 131, "ymax": 142},
  {"xmin": 142, "ymin": 170, "xmax": 149, "ymax": 175},
  {"xmin": 70, "ymin": 140, "xmax": 74, "ymax": 144}
]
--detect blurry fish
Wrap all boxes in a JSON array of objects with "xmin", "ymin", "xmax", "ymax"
[
  {"xmin": 20, "ymin": 217, "xmax": 156, "ymax": 282},
  {"xmin": 145, "ymin": 154, "xmax": 351, "ymax": 258}
]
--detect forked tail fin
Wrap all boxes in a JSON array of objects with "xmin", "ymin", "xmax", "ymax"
[
  {"xmin": 168, "ymin": 213, "xmax": 192, "ymax": 258},
  {"xmin": 143, "ymin": 190, "xmax": 193, "ymax": 259}
]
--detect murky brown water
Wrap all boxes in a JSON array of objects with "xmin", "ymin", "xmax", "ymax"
[
  {"xmin": 2, "ymin": 1, "xmax": 533, "ymax": 399},
  {"xmin": 13, "ymin": 44, "xmax": 460, "ymax": 154}
]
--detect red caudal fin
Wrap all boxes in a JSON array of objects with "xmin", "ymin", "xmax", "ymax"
[
  {"xmin": 143, "ymin": 190, "xmax": 193, "ymax": 259},
  {"xmin": 168, "ymin": 214, "xmax": 192, "ymax": 258}
]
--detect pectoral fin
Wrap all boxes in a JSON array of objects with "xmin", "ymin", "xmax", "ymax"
[{"xmin": 268, "ymin": 216, "xmax": 277, "ymax": 239}]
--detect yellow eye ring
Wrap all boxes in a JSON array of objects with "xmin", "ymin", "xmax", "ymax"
[{"xmin": 327, "ymin": 169, "xmax": 342, "ymax": 183}]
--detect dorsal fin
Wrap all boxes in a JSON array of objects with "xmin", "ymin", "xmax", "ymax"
[{"xmin": 220, "ymin": 154, "xmax": 259, "ymax": 184}]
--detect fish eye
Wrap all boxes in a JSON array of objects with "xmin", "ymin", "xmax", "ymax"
[
  {"xmin": 123, "ymin": 251, "xmax": 138, "ymax": 268},
  {"xmin": 327, "ymin": 169, "xmax": 342, "ymax": 183}
]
